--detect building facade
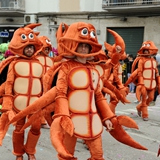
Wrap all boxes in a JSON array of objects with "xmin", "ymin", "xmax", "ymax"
[{"xmin": 0, "ymin": 0, "xmax": 160, "ymax": 56}]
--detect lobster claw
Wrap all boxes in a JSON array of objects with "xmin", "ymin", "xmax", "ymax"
[
  {"xmin": 50, "ymin": 116, "xmax": 74, "ymax": 158},
  {"xmin": 0, "ymin": 110, "xmax": 15, "ymax": 145},
  {"xmin": 109, "ymin": 116, "xmax": 147, "ymax": 150}
]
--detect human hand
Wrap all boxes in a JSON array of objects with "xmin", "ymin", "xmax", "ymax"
[
  {"xmin": 104, "ymin": 119, "xmax": 113, "ymax": 132},
  {"xmin": 116, "ymin": 45, "xmax": 122, "ymax": 53}
]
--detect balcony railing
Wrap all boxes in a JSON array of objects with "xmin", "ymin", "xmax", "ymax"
[
  {"xmin": 102, "ymin": 0, "xmax": 160, "ymax": 7},
  {"xmin": 0, "ymin": 0, "xmax": 25, "ymax": 11}
]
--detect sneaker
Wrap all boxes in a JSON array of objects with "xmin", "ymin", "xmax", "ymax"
[
  {"xmin": 149, "ymin": 101, "xmax": 155, "ymax": 106},
  {"xmin": 143, "ymin": 118, "xmax": 148, "ymax": 121},
  {"xmin": 41, "ymin": 124, "xmax": 50, "ymax": 129},
  {"xmin": 134, "ymin": 100, "xmax": 139, "ymax": 104}
]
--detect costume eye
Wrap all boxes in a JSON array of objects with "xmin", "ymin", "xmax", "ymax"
[
  {"xmin": 147, "ymin": 43, "xmax": 150, "ymax": 47},
  {"xmin": 28, "ymin": 33, "xmax": 34, "ymax": 39},
  {"xmin": 21, "ymin": 34, "xmax": 27, "ymax": 40},
  {"xmin": 81, "ymin": 28, "xmax": 88, "ymax": 36},
  {"xmin": 90, "ymin": 31, "xmax": 96, "ymax": 38},
  {"xmin": 46, "ymin": 39, "xmax": 51, "ymax": 44}
]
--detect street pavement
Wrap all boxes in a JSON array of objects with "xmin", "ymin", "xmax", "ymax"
[{"xmin": 1, "ymin": 93, "xmax": 160, "ymax": 160}]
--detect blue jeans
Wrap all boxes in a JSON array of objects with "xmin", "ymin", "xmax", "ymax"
[{"xmin": 127, "ymin": 73, "xmax": 135, "ymax": 92}]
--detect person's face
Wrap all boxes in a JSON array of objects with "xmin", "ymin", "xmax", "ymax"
[
  {"xmin": 76, "ymin": 43, "xmax": 90, "ymax": 54},
  {"xmin": 23, "ymin": 45, "xmax": 35, "ymax": 57},
  {"xmin": 143, "ymin": 49, "xmax": 149, "ymax": 54},
  {"xmin": 45, "ymin": 47, "xmax": 50, "ymax": 54}
]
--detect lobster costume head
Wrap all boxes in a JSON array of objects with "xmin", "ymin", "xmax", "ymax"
[
  {"xmin": 138, "ymin": 40, "xmax": 158, "ymax": 56},
  {"xmin": 38, "ymin": 36, "xmax": 52, "ymax": 56},
  {"xmin": 57, "ymin": 22, "xmax": 102, "ymax": 59},
  {"xmin": 8, "ymin": 23, "xmax": 43, "ymax": 59},
  {"xmin": 104, "ymin": 29, "xmax": 127, "ymax": 61}
]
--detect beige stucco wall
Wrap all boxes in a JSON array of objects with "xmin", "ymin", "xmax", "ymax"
[
  {"xmin": 25, "ymin": 0, "xmax": 104, "ymax": 13},
  {"xmin": 59, "ymin": 0, "xmax": 80, "ymax": 12}
]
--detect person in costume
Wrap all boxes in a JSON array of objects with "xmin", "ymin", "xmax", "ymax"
[
  {"xmin": 9, "ymin": 22, "xmax": 147, "ymax": 160},
  {"xmin": 36, "ymin": 35, "xmax": 63, "ymax": 129},
  {"xmin": 125, "ymin": 41, "xmax": 160, "ymax": 121},
  {"xmin": 103, "ymin": 29, "xmax": 129, "ymax": 113},
  {"xmin": 0, "ymin": 24, "xmax": 44, "ymax": 160},
  {"xmin": 36, "ymin": 36, "xmax": 54, "ymax": 129}
]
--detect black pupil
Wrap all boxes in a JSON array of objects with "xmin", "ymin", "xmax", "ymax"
[
  {"xmin": 22, "ymin": 35, "xmax": 25, "ymax": 39},
  {"xmin": 83, "ymin": 29, "xmax": 87, "ymax": 34}
]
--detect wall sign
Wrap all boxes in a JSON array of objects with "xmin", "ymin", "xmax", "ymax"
[{"xmin": 0, "ymin": 31, "xmax": 9, "ymax": 37}]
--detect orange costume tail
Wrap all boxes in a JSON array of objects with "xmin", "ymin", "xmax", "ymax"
[{"xmin": 110, "ymin": 116, "xmax": 147, "ymax": 150}]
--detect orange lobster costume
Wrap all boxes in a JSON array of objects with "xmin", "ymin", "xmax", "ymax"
[
  {"xmin": 36, "ymin": 35, "xmax": 55, "ymax": 128},
  {"xmin": 125, "ymin": 40, "xmax": 160, "ymax": 121},
  {"xmin": 9, "ymin": 22, "xmax": 147, "ymax": 160},
  {"xmin": 103, "ymin": 29, "xmax": 129, "ymax": 113},
  {"xmin": 0, "ymin": 24, "xmax": 44, "ymax": 160}
]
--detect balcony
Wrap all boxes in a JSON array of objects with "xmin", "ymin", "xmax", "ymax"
[
  {"xmin": 0, "ymin": 0, "xmax": 25, "ymax": 17},
  {"xmin": 102, "ymin": 0, "xmax": 160, "ymax": 16}
]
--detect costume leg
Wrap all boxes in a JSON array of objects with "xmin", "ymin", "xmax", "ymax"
[
  {"xmin": 85, "ymin": 136, "xmax": 105, "ymax": 160},
  {"xmin": 109, "ymin": 99, "xmax": 118, "ymax": 114},
  {"xmin": 24, "ymin": 116, "xmax": 41, "ymax": 155},
  {"xmin": 41, "ymin": 116, "xmax": 49, "ymax": 129},
  {"xmin": 12, "ymin": 118, "xmax": 25, "ymax": 156},
  {"xmin": 141, "ymin": 105, "xmax": 148, "ymax": 119},
  {"xmin": 41, "ymin": 116, "xmax": 46, "ymax": 125},
  {"xmin": 136, "ymin": 103, "xmax": 141, "ymax": 111},
  {"xmin": 24, "ymin": 130, "xmax": 40, "ymax": 155},
  {"xmin": 12, "ymin": 131, "xmax": 25, "ymax": 156},
  {"xmin": 58, "ymin": 133, "xmax": 77, "ymax": 160},
  {"xmin": 146, "ymin": 90, "xmax": 155, "ymax": 105}
]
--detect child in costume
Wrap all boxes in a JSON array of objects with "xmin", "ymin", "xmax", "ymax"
[
  {"xmin": 125, "ymin": 41, "xmax": 160, "ymax": 121},
  {"xmin": 0, "ymin": 24, "xmax": 43, "ymax": 160},
  {"xmin": 9, "ymin": 22, "xmax": 147, "ymax": 160}
]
